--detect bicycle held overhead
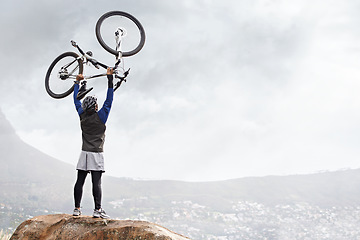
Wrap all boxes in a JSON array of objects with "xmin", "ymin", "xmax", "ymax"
[{"xmin": 45, "ymin": 11, "xmax": 146, "ymax": 100}]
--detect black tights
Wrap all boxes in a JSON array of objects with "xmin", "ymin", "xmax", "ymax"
[{"xmin": 74, "ymin": 170, "xmax": 103, "ymax": 210}]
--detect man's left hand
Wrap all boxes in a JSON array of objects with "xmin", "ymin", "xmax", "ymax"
[{"xmin": 107, "ymin": 68, "xmax": 114, "ymax": 75}]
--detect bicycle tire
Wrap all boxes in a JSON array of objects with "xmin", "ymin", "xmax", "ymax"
[
  {"xmin": 95, "ymin": 11, "xmax": 146, "ymax": 57},
  {"xmin": 45, "ymin": 52, "xmax": 83, "ymax": 99}
]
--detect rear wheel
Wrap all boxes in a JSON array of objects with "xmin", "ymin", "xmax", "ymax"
[
  {"xmin": 95, "ymin": 11, "xmax": 146, "ymax": 57},
  {"xmin": 45, "ymin": 52, "xmax": 83, "ymax": 99}
]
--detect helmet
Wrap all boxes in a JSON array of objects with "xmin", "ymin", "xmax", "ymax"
[{"xmin": 82, "ymin": 96, "xmax": 98, "ymax": 113}]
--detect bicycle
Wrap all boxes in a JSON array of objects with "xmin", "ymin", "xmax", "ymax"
[{"xmin": 45, "ymin": 11, "xmax": 146, "ymax": 99}]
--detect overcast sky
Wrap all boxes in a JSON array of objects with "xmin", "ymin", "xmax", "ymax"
[{"xmin": 1, "ymin": 0, "xmax": 360, "ymax": 182}]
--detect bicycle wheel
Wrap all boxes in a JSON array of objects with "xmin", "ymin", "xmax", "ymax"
[
  {"xmin": 95, "ymin": 11, "xmax": 146, "ymax": 57},
  {"xmin": 45, "ymin": 52, "xmax": 83, "ymax": 99}
]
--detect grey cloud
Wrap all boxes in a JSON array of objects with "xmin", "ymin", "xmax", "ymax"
[{"xmin": 2, "ymin": 0, "xmax": 360, "ymax": 181}]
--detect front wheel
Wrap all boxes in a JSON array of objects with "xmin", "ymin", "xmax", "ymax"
[
  {"xmin": 45, "ymin": 52, "xmax": 83, "ymax": 99},
  {"xmin": 95, "ymin": 11, "xmax": 146, "ymax": 57}
]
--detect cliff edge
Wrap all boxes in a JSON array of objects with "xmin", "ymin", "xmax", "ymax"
[{"xmin": 10, "ymin": 214, "xmax": 190, "ymax": 240}]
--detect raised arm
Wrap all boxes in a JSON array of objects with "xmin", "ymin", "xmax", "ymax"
[
  {"xmin": 97, "ymin": 68, "xmax": 114, "ymax": 124},
  {"xmin": 73, "ymin": 74, "xmax": 84, "ymax": 116}
]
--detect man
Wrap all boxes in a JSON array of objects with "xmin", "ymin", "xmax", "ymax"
[{"xmin": 72, "ymin": 67, "xmax": 114, "ymax": 219}]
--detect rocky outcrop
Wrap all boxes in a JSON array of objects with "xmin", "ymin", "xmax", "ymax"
[{"xmin": 10, "ymin": 214, "xmax": 190, "ymax": 240}]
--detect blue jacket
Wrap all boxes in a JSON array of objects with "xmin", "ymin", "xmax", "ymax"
[
  {"xmin": 73, "ymin": 76, "xmax": 114, "ymax": 124},
  {"xmin": 73, "ymin": 76, "xmax": 114, "ymax": 152}
]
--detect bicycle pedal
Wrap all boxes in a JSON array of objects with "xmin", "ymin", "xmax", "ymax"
[{"xmin": 77, "ymin": 87, "xmax": 94, "ymax": 100}]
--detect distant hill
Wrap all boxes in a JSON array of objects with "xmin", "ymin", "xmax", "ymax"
[
  {"xmin": 1, "ymin": 107, "xmax": 360, "ymax": 221},
  {"xmin": 0, "ymin": 109, "xmax": 75, "ymax": 211},
  {"xmin": 103, "ymin": 168, "xmax": 360, "ymax": 213}
]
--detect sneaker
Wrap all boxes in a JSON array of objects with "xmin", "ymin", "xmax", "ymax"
[
  {"xmin": 73, "ymin": 208, "xmax": 81, "ymax": 216},
  {"xmin": 93, "ymin": 208, "xmax": 110, "ymax": 219}
]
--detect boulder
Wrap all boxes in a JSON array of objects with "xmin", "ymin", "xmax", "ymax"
[{"xmin": 10, "ymin": 214, "xmax": 190, "ymax": 240}]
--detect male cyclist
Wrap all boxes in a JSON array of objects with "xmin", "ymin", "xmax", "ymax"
[{"xmin": 72, "ymin": 67, "xmax": 114, "ymax": 219}]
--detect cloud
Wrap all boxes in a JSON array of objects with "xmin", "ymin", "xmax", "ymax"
[{"xmin": 1, "ymin": 0, "xmax": 360, "ymax": 181}]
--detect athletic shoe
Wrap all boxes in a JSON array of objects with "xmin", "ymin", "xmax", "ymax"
[
  {"xmin": 93, "ymin": 208, "xmax": 110, "ymax": 219},
  {"xmin": 73, "ymin": 208, "xmax": 81, "ymax": 216}
]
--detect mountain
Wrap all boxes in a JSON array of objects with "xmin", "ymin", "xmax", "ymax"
[
  {"xmin": 103, "ymin": 168, "xmax": 360, "ymax": 212},
  {"xmin": 0, "ymin": 109, "xmax": 75, "ymax": 210},
  {"xmin": 2, "ymin": 107, "xmax": 360, "ymax": 210},
  {"xmin": 2, "ymin": 108, "xmax": 360, "ymax": 238}
]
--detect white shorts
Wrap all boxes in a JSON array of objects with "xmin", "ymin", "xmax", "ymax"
[{"xmin": 76, "ymin": 151, "xmax": 105, "ymax": 172}]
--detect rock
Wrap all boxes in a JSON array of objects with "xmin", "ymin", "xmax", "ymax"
[{"xmin": 10, "ymin": 214, "xmax": 191, "ymax": 240}]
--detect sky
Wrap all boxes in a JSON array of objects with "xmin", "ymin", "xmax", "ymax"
[{"xmin": 1, "ymin": 0, "xmax": 360, "ymax": 182}]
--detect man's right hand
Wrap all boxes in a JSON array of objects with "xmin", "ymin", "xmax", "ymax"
[{"xmin": 76, "ymin": 74, "xmax": 84, "ymax": 82}]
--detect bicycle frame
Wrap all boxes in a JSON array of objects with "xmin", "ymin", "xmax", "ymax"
[{"xmin": 70, "ymin": 29, "xmax": 129, "ymax": 91}]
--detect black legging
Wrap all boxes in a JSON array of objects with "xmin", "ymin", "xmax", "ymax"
[{"xmin": 74, "ymin": 170, "xmax": 103, "ymax": 210}]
